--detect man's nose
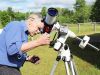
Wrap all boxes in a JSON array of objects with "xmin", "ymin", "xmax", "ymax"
[
  {"xmin": 41, "ymin": 22, "xmax": 44, "ymax": 28},
  {"xmin": 35, "ymin": 28, "xmax": 40, "ymax": 32}
]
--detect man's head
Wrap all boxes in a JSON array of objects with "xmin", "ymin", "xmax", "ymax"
[{"xmin": 26, "ymin": 14, "xmax": 44, "ymax": 36}]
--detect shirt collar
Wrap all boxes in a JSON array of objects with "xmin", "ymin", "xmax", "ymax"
[
  {"xmin": 21, "ymin": 20, "xmax": 28, "ymax": 32},
  {"xmin": 21, "ymin": 20, "xmax": 29, "ymax": 35}
]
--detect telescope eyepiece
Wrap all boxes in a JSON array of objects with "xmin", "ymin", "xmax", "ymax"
[{"xmin": 48, "ymin": 8, "xmax": 58, "ymax": 16}]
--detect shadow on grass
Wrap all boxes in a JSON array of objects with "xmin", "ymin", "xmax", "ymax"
[{"xmin": 67, "ymin": 33, "xmax": 100, "ymax": 69}]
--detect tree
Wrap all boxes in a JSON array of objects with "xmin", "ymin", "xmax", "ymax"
[
  {"xmin": 90, "ymin": 0, "xmax": 100, "ymax": 22},
  {"xmin": 0, "ymin": 11, "xmax": 10, "ymax": 27},
  {"xmin": 74, "ymin": 0, "xmax": 87, "ymax": 23},
  {"xmin": 74, "ymin": 0, "xmax": 86, "ymax": 11},
  {"xmin": 14, "ymin": 12, "xmax": 26, "ymax": 21},
  {"xmin": 0, "ymin": 8, "xmax": 26, "ymax": 27},
  {"xmin": 56, "ymin": 8, "xmax": 74, "ymax": 23},
  {"xmin": 7, "ymin": 7, "xmax": 15, "ymax": 21},
  {"xmin": 41, "ymin": 7, "xmax": 46, "ymax": 17}
]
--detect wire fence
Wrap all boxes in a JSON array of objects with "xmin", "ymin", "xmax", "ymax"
[
  {"xmin": 0, "ymin": 21, "xmax": 100, "ymax": 34},
  {"xmin": 62, "ymin": 22, "xmax": 100, "ymax": 34}
]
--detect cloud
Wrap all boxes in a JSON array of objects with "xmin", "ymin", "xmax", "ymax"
[
  {"xmin": 85, "ymin": 0, "xmax": 96, "ymax": 5},
  {"xmin": 1, "ymin": 0, "xmax": 27, "ymax": 3},
  {"xmin": 0, "ymin": 0, "xmax": 96, "ymax": 12},
  {"xmin": 86, "ymin": 0, "xmax": 96, "ymax": 3},
  {"xmin": 25, "ymin": 0, "xmax": 76, "ymax": 12},
  {"xmin": 0, "ymin": 1, "xmax": 10, "ymax": 10}
]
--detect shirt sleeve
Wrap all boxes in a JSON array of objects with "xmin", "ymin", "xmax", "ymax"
[
  {"xmin": 5, "ymin": 22, "xmax": 23, "ymax": 55},
  {"xmin": 5, "ymin": 21, "xmax": 27, "ymax": 67}
]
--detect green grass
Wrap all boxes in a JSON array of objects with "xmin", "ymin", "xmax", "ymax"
[
  {"xmin": 20, "ymin": 23, "xmax": 100, "ymax": 75},
  {"xmin": 21, "ymin": 45, "xmax": 100, "ymax": 75},
  {"xmin": 68, "ymin": 23, "xmax": 100, "ymax": 34}
]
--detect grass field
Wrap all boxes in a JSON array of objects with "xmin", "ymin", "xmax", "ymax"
[{"xmin": 20, "ymin": 23, "xmax": 100, "ymax": 75}]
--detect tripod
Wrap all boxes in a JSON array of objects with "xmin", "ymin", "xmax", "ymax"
[
  {"xmin": 49, "ymin": 22, "xmax": 100, "ymax": 75},
  {"xmin": 50, "ymin": 44, "xmax": 78, "ymax": 75}
]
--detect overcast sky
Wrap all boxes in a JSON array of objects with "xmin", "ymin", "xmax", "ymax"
[{"xmin": 0, "ymin": 0, "xmax": 96, "ymax": 12}]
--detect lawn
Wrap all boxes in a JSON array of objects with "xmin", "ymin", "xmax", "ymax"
[{"xmin": 21, "ymin": 23, "xmax": 100, "ymax": 75}]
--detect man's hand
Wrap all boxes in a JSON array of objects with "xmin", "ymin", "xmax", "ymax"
[
  {"xmin": 37, "ymin": 33, "xmax": 50, "ymax": 45},
  {"xmin": 26, "ymin": 55, "xmax": 40, "ymax": 64},
  {"xmin": 21, "ymin": 33, "xmax": 50, "ymax": 52}
]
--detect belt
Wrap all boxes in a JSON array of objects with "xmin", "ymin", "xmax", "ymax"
[
  {"xmin": 0, "ymin": 64, "xmax": 3, "ymax": 67},
  {"xmin": 0, "ymin": 64, "xmax": 19, "ymax": 71}
]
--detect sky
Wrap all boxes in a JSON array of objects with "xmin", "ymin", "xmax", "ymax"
[{"xmin": 0, "ymin": 0, "xmax": 96, "ymax": 12}]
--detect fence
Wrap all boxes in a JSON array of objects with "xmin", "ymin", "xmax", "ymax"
[
  {"xmin": 62, "ymin": 22, "xmax": 100, "ymax": 34},
  {"xmin": 0, "ymin": 21, "xmax": 100, "ymax": 34}
]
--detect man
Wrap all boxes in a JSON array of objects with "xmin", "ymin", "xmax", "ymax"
[{"xmin": 0, "ymin": 14, "xmax": 50, "ymax": 75}]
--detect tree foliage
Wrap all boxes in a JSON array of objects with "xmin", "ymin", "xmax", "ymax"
[
  {"xmin": 0, "ymin": 7, "xmax": 26, "ymax": 27},
  {"xmin": 40, "ymin": 0, "xmax": 92, "ymax": 24},
  {"xmin": 90, "ymin": 0, "xmax": 100, "ymax": 22},
  {"xmin": 41, "ymin": 7, "xmax": 46, "ymax": 17},
  {"xmin": 74, "ymin": 0, "xmax": 88, "ymax": 23},
  {"xmin": 0, "ymin": 1, "xmax": 96, "ymax": 27}
]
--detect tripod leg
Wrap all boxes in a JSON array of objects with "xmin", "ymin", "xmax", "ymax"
[
  {"xmin": 65, "ymin": 61, "xmax": 70, "ymax": 75},
  {"xmin": 50, "ymin": 60, "xmax": 59, "ymax": 75},
  {"xmin": 69, "ymin": 60, "xmax": 78, "ymax": 75},
  {"xmin": 72, "ymin": 60, "xmax": 78, "ymax": 75}
]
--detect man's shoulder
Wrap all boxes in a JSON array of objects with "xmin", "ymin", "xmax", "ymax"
[
  {"xmin": 8, "ymin": 20, "xmax": 25, "ymax": 27},
  {"xmin": 4, "ymin": 21, "xmax": 22, "ymax": 31},
  {"xmin": 8, "ymin": 21, "xmax": 21, "ymax": 26}
]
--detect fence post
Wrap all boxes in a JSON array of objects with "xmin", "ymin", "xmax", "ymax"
[
  {"xmin": 93, "ymin": 22, "xmax": 96, "ymax": 33},
  {"xmin": 66, "ymin": 24, "xmax": 69, "ymax": 28},
  {"xmin": 0, "ymin": 18, "xmax": 1, "ymax": 25},
  {"xmin": 78, "ymin": 23, "xmax": 80, "ymax": 33}
]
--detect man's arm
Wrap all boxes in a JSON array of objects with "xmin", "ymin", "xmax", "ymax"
[{"xmin": 21, "ymin": 33, "xmax": 50, "ymax": 52}]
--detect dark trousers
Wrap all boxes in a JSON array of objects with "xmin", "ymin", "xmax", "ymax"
[{"xmin": 0, "ymin": 65, "xmax": 21, "ymax": 75}]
